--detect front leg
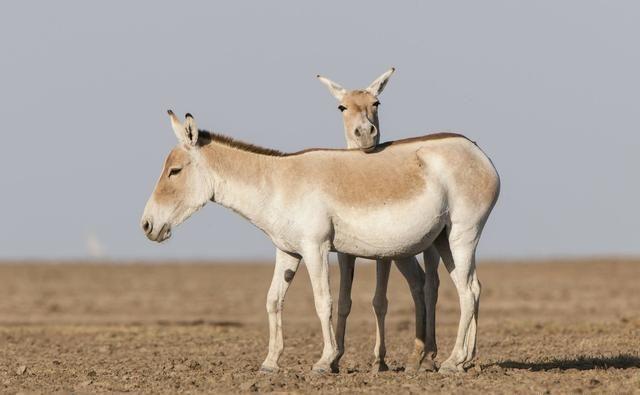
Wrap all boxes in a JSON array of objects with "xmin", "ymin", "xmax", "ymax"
[
  {"xmin": 333, "ymin": 252, "xmax": 356, "ymax": 372},
  {"xmin": 303, "ymin": 243, "xmax": 338, "ymax": 373},
  {"xmin": 260, "ymin": 248, "xmax": 301, "ymax": 372}
]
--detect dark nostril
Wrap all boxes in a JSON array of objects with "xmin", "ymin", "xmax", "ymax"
[
  {"xmin": 370, "ymin": 126, "xmax": 377, "ymax": 136},
  {"xmin": 354, "ymin": 129, "xmax": 361, "ymax": 137},
  {"xmin": 142, "ymin": 219, "xmax": 152, "ymax": 234}
]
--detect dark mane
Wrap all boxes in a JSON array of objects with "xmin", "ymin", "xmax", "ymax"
[
  {"xmin": 197, "ymin": 130, "xmax": 468, "ymax": 157},
  {"xmin": 198, "ymin": 130, "xmax": 286, "ymax": 156}
]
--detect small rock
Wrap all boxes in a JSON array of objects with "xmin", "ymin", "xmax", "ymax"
[
  {"xmin": 87, "ymin": 370, "xmax": 97, "ymax": 378},
  {"xmin": 486, "ymin": 365, "xmax": 504, "ymax": 374},
  {"xmin": 401, "ymin": 383, "xmax": 418, "ymax": 391},
  {"xmin": 589, "ymin": 378, "xmax": 601, "ymax": 386},
  {"xmin": 80, "ymin": 379, "xmax": 93, "ymax": 387},
  {"xmin": 52, "ymin": 360, "xmax": 61, "ymax": 366},
  {"xmin": 240, "ymin": 381, "xmax": 258, "ymax": 392},
  {"xmin": 188, "ymin": 360, "xmax": 201, "ymax": 370},
  {"xmin": 16, "ymin": 365, "xmax": 27, "ymax": 375}
]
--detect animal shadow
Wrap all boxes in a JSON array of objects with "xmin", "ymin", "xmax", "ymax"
[
  {"xmin": 155, "ymin": 319, "xmax": 244, "ymax": 327},
  {"xmin": 495, "ymin": 354, "xmax": 640, "ymax": 371}
]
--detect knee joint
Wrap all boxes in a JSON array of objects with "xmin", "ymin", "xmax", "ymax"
[
  {"xmin": 338, "ymin": 300, "xmax": 352, "ymax": 317},
  {"xmin": 266, "ymin": 297, "xmax": 281, "ymax": 314},
  {"xmin": 372, "ymin": 296, "xmax": 388, "ymax": 315},
  {"xmin": 471, "ymin": 279, "xmax": 481, "ymax": 296},
  {"xmin": 315, "ymin": 298, "xmax": 333, "ymax": 316}
]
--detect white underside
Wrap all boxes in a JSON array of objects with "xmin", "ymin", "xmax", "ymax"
[{"xmin": 330, "ymin": 193, "xmax": 447, "ymax": 259}]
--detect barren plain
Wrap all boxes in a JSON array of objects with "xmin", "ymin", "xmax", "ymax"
[{"xmin": 0, "ymin": 259, "xmax": 639, "ymax": 393}]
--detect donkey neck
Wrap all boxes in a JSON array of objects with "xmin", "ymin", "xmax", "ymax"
[{"xmin": 201, "ymin": 140, "xmax": 279, "ymax": 233}]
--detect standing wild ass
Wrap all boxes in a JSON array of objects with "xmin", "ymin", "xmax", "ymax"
[
  {"xmin": 141, "ymin": 111, "xmax": 499, "ymax": 373},
  {"xmin": 316, "ymin": 68, "xmax": 438, "ymax": 373}
]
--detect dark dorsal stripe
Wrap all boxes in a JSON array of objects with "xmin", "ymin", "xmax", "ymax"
[{"xmin": 198, "ymin": 130, "xmax": 468, "ymax": 157}]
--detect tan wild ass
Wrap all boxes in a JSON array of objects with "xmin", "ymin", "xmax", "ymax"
[
  {"xmin": 141, "ymin": 112, "xmax": 499, "ymax": 373},
  {"xmin": 317, "ymin": 68, "xmax": 438, "ymax": 373}
]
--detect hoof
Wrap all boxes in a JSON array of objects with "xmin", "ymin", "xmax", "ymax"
[
  {"xmin": 371, "ymin": 361, "xmax": 389, "ymax": 374},
  {"xmin": 438, "ymin": 360, "xmax": 464, "ymax": 374},
  {"xmin": 311, "ymin": 366, "xmax": 330, "ymax": 375},
  {"xmin": 312, "ymin": 362, "xmax": 336, "ymax": 375},
  {"xmin": 420, "ymin": 358, "xmax": 438, "ymax": 373},
  {"xmin": 404, "ymin": 355, "xmax": 425, "ymax": 374},
  {"xmin": 259, "ymin": 364, "xmax": 279, "ymax": 373}
]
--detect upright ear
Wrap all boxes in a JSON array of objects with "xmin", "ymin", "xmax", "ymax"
[
  {"xmin": 366, "ymin": 67, "xmax": 395, "ymax": 97},
  {"xmin": 168, "ymin": 110, "xmax": 199, "ymax": 147},
  {"xmin": 317, "ymin": 74, "xmax": 347, "ymax": 101}
]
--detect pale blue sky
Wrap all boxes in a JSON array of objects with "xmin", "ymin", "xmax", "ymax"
[{"xmin": 0, "ymin": 1, "xmax": 638, "ymax": 260}]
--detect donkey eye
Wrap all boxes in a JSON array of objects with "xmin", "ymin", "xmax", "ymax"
[
  {"xmin": 338, "ymin": 105, "xmax": 347, "ymax": 112},
  {"xmin": 168, "ymin": 167, "xmax": 182, "ymax": 177},
  {"xmin": 373, "ymin": 101, "xmax": 381, "ymax": 107}
]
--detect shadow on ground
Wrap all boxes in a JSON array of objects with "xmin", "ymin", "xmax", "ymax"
[
  {"xmin": 154, "ymin": 319, "xmax": 244, "ymax": 327},
  {"xmin": 496, "ymin": 354, "xmax": 640, "ymax": 371}
]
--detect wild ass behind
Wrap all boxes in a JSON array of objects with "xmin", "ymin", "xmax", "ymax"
[
  {"xmin": 316, "ymin": 68, "xmax": 438, "ymax": 372},
  {"xmin": 141, "ymin": 112, "xmax": 499, "ymax": 373}
]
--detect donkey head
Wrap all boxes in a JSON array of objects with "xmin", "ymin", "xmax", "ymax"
[
  {"xmin": 141, "ymin": 111, "xmax": 213, "ymax": 242},
  {"xmin": 317, "ymin": 68, "xmax": 394, "ymax": 152}
]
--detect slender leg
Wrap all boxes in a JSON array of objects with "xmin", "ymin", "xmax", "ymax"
[
  {"xmin": 371, "ymin": 259, "xmax": 392, "ymax": 372},
  {"xmin": 394, "ymin": 256, "xmax": 427, "ymax": 373},
  {"xmin": 435, "ymin": 227, "xmax": 481, "ymax": 373},
  {"xmin": 333, "ymin": 252, "xmax": 356, "ymax": 372},
  {"xmin": 303, "ymin": 244, "xmax": 338, "ymax": 373},
  {"xmin": 423, "ymin": 244, "xmax": 441, "ymax": 372},
  {"xmin": 260, "ymin": 248, "xmax": 301, "ymax": 372}
]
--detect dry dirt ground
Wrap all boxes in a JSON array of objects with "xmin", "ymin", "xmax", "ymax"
[{"xmin": 0, "ymin": 259, "xmax": 639, "ymax": 394}]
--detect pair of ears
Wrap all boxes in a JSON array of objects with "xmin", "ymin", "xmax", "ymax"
[
  {"xmin": 169, "ymin": 110, "xmax": 199, "ymax": 147},
  {"xmin": 169, "ymin": 68, "xmax": 395, "ymax": 145},
  {"xmin": 317, "ymin": 67, "xmax": 395, "ymax": 101}
]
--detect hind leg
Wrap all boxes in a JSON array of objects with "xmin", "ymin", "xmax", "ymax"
[
  {"xmin": 422, "ymin": 245, "xmax": 440, "ymax": 372},
  {"xmin": 394, "ymin": 256, "xmax": 426, "ymax": 373},
  {"xmin": 435, "ymin": 226, "xmax": 481, "ymax": 373},
  {"xmin": 304, "ymin": 243, "xmax": 339, "ymax": 373}
]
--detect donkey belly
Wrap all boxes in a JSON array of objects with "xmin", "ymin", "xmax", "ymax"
[{"xmin": 331, "ymin": 196, "xmax": 447, "ymax": 259}]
